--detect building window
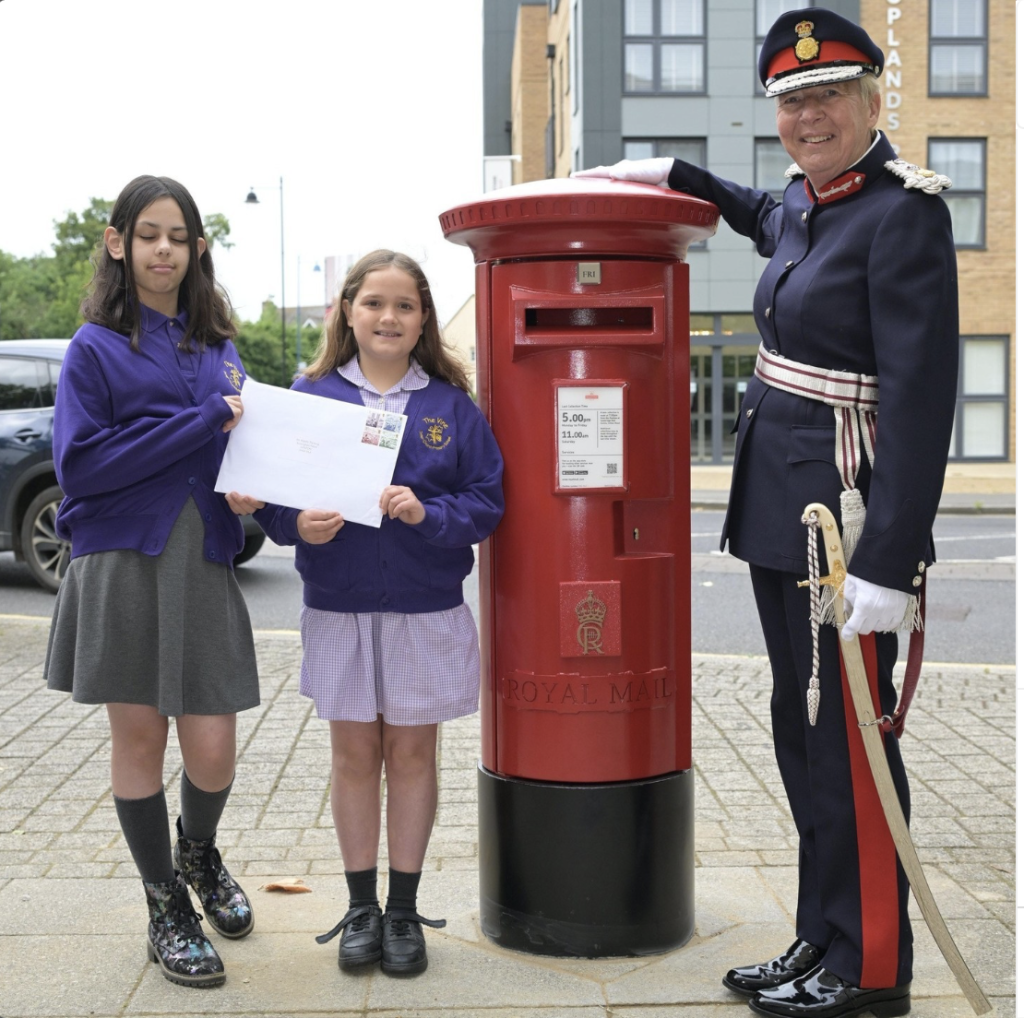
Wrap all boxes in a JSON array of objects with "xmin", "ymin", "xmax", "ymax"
[
  {"xmin": 624, "ymin": 137, "xmax": 704, "ymax": 164},
  {"xmin": 754, "ymin": 137, "xmax": 792, "ymax": 199},
  {"xmin": 626, "ymin": 139, "xmax": 706, "ymax": 247},
  {"xmin": 929, "ymin": 0, "xmax": 987, "ymax": 95},
  {"xmin": 950, "ymin": 336, "xmax": 1008, "ymax": 460},
  {"xmin": 928, "ymin": 138, "xmax": 985, "ymax": 247},
  {"xmin": 754, "ymin": 0, "xmax": 805, "ymax": 93},
  {"xmin": 624, "ymin": 0, "xmax": 705, "ymax": 94}
]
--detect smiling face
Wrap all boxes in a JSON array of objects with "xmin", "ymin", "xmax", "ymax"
[
  {"xmin": 775, "ymin": 80, "xmax": 881, "ymax": 192},
  {"xmin": 104, "ymin": 196, "xmax": 205, "ymax": 318},
  {"xmin": 341, "ymin": 265, "xmax": 428, "ymax": 385}
]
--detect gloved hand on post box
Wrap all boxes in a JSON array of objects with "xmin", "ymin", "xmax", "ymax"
[{"xmin": 572, "ymin": 157, "xmax": 674, "ymax": 186}]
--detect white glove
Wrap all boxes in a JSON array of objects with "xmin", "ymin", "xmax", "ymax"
[
  {"xmin": 840, "ymin": 572, "xmax": 911, "ymax": 641},
  {"xmin": 571, "ymin": 157, "xmax": 675, "ymax": 186}
]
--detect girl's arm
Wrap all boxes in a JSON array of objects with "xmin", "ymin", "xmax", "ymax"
[
  {"xmin": 405, "ymin": 404, "xmax": 504, "ymax": 548},
  {"xmin": 55, "ymin": 339, "xmax": 235, "ymax": 498}
]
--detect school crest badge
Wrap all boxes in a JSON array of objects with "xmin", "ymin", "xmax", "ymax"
[
  {"xmin": 223, "ymin": 361, "xmax": 244, "ymax": 392},
  {"xmin": 420, "ymin": 416, "xmax": 452, "ymax": 450}
]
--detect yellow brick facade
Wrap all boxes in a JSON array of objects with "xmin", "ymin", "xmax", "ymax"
[
  {"xmin": 510, "ymin": 6, "xmax": 550, "ymax": 184},
  {"xmin": 861, "ymin": 0, "xmax": 1015, "ymax": 460},
  {"xmin": 549, "ymin": 0, "xmax": 573, "ymax": 179}
]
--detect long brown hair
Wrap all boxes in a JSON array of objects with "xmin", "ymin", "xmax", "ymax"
[
  {"xmin": 305, "ymin": 249, "xmax": 470, "ymax": 393},
  {"xmin": 81, "ymin": 175, "xmax": 236, "ymax": 352}
]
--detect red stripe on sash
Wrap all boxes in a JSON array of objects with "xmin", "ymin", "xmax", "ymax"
[{"xmin": 839, "ymin": 633, "xmax": 900, "ymax": 988}]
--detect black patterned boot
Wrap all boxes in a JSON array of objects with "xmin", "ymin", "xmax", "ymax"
[
  {"xmin": 173, "ymin": 816, "xmax": 254, "ymax": 938},
  {"xmin": 143, "ymin": 873, "xmax": 225, "ymax": 987}
]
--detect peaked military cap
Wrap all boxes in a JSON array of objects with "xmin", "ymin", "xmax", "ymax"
[{"xmin": 758, "ymin": 7, "xmax": 883, "ymax": 97}]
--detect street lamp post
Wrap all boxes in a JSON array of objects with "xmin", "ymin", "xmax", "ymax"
[{"xmin": 245, "ymin": 177, "xmax": 287, "ymax": 386}]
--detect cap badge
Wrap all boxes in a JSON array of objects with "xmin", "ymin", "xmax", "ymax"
[{"xmin": 793, "ymin": 20, "xmax": 820, "ymax": 63}]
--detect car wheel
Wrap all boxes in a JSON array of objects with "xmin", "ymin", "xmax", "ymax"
[
  {"xmin": 20, "ymin": 485, "xmax": 71, "ymax": 593},
  {"xmin": 234, "ymin": 532, "xmax": 265, "ymax": 566}
]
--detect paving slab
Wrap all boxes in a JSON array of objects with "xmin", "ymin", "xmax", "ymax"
[{"xmin": 0, "ymin": 616, "xmax": 1014, "ymax": 1018}]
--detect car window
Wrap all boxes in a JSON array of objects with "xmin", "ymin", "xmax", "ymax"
[
  {"xmin": 47, "ymin": 359, "xmax": 61, "ymax": 402},
  {"xmin": 0, "ymin": 357, "xmax": 46, "ymax": 411}
]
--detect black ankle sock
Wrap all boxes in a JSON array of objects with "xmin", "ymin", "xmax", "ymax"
[
  {"xmin": 113, "ymin": 787, "xmax": 175, "ymax": 884},
  {"xmin": 345, "ymin": 867, "xmax": 379, "ymax": 908},
  {"xmin": 179, "ymin": 771, "xmax": 232, "ymax": 842},
  {"xmin": 385, "ymin": 868, "xmax": 421, "ymax": 913}
]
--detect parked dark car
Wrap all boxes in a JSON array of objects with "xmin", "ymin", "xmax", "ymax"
[{"xmin": 0, "ymin": 338, "xmax": 265, "ymax": 592}]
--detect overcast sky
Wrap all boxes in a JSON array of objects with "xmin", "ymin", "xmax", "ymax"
[{"xmin": 0, "ymin": 0, "xmax": 485, "ymax": 327}]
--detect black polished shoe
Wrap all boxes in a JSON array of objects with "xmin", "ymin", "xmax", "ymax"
[
  {"xmin": 749, "ymin": 965, "xmax": 911, "ymax": 1018},
  {"xmin": 315, "ymin": 905, "xmax": 384, "ymax": 969},
  {"xmin": 380, "ymin": 909, "xmax": 446, "ymax": 976},
  {"xmin": 723, "ymin": 939, "xmax": 823, "ymax": 997}
]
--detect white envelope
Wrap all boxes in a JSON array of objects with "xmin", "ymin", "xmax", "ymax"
[{"xmin": 214, "ymin": 378, "xmax": 406, "ymax": 528}]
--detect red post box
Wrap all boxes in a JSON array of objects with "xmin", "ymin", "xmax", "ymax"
[{"xmin": 440, "ymin": 178, "xmax": 719, "ymax": 957}]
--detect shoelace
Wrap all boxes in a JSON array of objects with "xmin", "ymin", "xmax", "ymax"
[
  {"xmin": 315, "ymin": 904, "xmax": 380, "ymax": 944},
  {"xmin": 383, "ymin": 909, "xmax": 447, "ymax": 935}
]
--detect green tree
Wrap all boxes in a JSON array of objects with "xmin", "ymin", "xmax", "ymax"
[
  {"xmin": 203, "ymin": 212, "xmax": 233, "ymax": 250},
  {"xmin": 0, "ymin": 197, "xmax": 240, "ymax": 344},
  {"xmin": 233, "ymin": 301, "xmax": 290, "ymax": 385},
  {"xmin": 233, "ymin": 303, "xmax": 323, "ymax": 387},
  {"xmin": 52, "ymin": 198, "xmax": 113, "ymax": 277}
]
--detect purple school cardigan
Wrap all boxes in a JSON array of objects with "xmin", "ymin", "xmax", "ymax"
[{"xmin": 54, "ymin": 307, "xmax": 247, "ymax": 566}]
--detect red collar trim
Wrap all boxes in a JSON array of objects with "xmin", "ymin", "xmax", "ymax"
[{"xmin": 804, "ymin": 170, "xmax": 866, "ymax": 205}]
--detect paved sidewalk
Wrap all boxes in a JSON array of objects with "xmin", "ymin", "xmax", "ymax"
[
  {"xmin": 690, "ymin": 463, "xmax": 1016, "ymax": 514},
  {"xmin": 0, "ymin": 615, "xmax": 1014, "ymax": 1018}
]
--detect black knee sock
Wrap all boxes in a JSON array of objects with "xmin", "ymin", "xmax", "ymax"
[
  {"xmin": 113, "ymin": 787, "xmax": 175, "ymax": 884},
  {"xmin": 385, "ymin": 867, "xmax": 421, "ymax": 913},
  {"xmin": 179, "ymin": 771, "xmax": 232, "ymax": 842},
  {"xmin": 345, "ymin": 867, "xmax": 380, "ymax": 909}
]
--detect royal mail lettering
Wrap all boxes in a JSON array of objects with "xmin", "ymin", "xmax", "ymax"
[{"xmin": 501, "ymin": 669, "xmax": 672, "ymax": 714}]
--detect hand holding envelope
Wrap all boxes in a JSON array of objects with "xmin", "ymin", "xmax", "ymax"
[{"xmin": 215, "ymin": 379, "xmax": 408, "ymax": 529}]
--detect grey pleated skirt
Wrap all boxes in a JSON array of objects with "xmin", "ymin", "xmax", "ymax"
[{"xmin": 44, "ymin": 499, "xmax": 259, "ymax": 717}]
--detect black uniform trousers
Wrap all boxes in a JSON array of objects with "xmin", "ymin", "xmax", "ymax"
[{"xmin": 748, "ymin": 563, "xmax": 914, "ymax": 988}]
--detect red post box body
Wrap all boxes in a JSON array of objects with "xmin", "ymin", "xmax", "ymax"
[{"xmin": 441, "ymin": 179, "xmax": 718, "ymax": 957}]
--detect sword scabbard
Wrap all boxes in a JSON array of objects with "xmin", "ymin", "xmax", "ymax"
[{"xmin": 801, "ymin": 502, "xmax": 991, "ymax": 1015}]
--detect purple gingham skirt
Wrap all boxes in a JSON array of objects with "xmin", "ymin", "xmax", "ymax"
[{"xmin": 298, "ymin": 604, "xmax": 481, "ymax": 725}]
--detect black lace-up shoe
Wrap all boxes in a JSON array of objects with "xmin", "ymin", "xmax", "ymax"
[
  {"xmin": 749, "ymin": 965, "xmax": 911, "ymax": 1018},
  {"xmin": 380, "ymin": 909, "xmax": 447, "ymax": 976},
  {"xmin": 173, "ymin": 817, "xmax": 254, "ymax": 939},
  {"xmin": 724, "ymin": 938, "xmax": 823, "ymax": 997},
  {"xmin": 315, "ymin": 905, "xmax": 384, "ymax": 969},
  {"xmin": 143, "ymin": 873, "xmax": 225, "ymax": 987}
]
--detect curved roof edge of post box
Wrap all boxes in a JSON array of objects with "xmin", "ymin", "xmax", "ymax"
[{"xmin": 438, "ymin": 178, "xmax": 720, "ymax": 262}]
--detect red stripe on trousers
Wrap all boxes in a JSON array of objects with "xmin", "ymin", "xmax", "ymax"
[{"xmin": 839, "ymin": 633, "xmax": 900, "ymax": 987}]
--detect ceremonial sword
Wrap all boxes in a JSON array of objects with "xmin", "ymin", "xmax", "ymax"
[{"xmin": 800, "ymin": 502, "xmax": 991, "ymax": 1016}]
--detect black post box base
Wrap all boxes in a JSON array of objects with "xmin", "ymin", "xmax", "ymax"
[{"xmin": 477, "ymin": 764, "xmax": 694, "ymax": 957}]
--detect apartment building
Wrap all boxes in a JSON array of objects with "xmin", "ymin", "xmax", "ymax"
[{"xmin": 482, "ymin": 0, "xmax": 1014, "ymax": 463}]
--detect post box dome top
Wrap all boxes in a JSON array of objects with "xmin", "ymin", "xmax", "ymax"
[{"xmin": 439, "ymin": 177, "xmax": 719, "ymax": 263}]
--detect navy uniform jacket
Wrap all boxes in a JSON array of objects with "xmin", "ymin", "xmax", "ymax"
[{"xmin": 668, "ymin": 132, "xmax": 959, "ymax": 594}]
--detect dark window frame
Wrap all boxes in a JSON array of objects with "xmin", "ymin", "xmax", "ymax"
[
  {"xmin": 928, "ymin": 136, "xmax": 986, "ymax": 249},
  {"xmin": 928, "ymin": 0, "xmax": 988, "ymax": 97},
  {"xmin": 754, "ymin": 136, "xmax": 792, "ymax": 200},
  {"xmin": 949, "ymin": 334, "xmax": 1009, "ymax": 461},
  {"xmin": 623, "ymin": 0, "xmax": 708, "ymax": 95}
]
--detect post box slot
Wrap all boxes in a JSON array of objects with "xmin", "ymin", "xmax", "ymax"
[
  {"xmin": 525, "ymin": 307, "xmax": 654, "ymax": 331},
  {"xmin": 512, "ymin": 291, "xmax": 665, "ymax": 355}
]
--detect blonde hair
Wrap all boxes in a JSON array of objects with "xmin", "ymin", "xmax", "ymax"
[
  {"xmin": 854, "ymin": 73, "xmax": 880, "ymax": 105},
  {"xmin": 305, "ymin": 249, "xmax": 471, "ymax": 393}
]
